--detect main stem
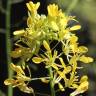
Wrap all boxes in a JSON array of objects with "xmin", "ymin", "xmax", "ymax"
[
  {"xmin": 6, "ymin": 0, "xmax": 13, "ymax": 96},
  {"xmin": 48, "ymin": 67, "xmax": 55, "ymax": 96}
]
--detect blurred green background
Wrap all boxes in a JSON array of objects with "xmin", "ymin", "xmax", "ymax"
[{"xmin": 0, "ymin": 0, "xmax": 96, "ymax": 96}]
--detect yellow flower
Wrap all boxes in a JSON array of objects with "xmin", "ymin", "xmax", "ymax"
[
  {"xmin": 79, "ymin": 55, "xmax": 93, "ymax": 63},
  {"xmin": 10, "ymin": 63, "xmax": 25, "ymax": 75},
  {"xmin": 70, "ymin": 25, "xmax": 81, "ymax": 31},
  {"xmin": 32, "ymin": 41, "xmax": 59, "ymax": 70},
  {"xmin": 32, "ymin": 57, "xmax": 44, "ymax": 64},
  {"xmin": 57, "ymin": 66, "xmax": 71, "ymax": 77},
  {"xmin": 27, "ymin": 17, "xmax": 33, "ymax": 28},
  {"xmin": 49, "ymin": 21, "xmax": 59, "ymax": 31},
  {"xmin": 4, "ymin": 79, "xmax": 33, "ymax": 93},
  {"xmin": 18, "ymin": 83, "xmax": 34, "ymax": 93},
  {"xmin": 78, "ymin": 46, "xmax": 88, "ymax": 53},
  {"xmin": 40, "ymin": 78, "xmax": 49, "ymax": 83},
  {"xmin": 47, "ymin": 4, "xmax": 61, "ymax": 17},
  {"xmin": 69, "ymin": 35, "xmax": 78, "ymax": 44},
  {"xmin": 58, "ymin": 83, "xmax": 65, "ymax": 91},
  {"xmin": 43, "ymin": 40, "xmax": 51, "ymax": 52},
  {"xmin": 70, "ymin": 81, "xmax": 89, "ymax": 96},
  {"xmin": 53, "ymin": 58, "xmax": 72, "ymax": 88},
  {"xmin": 80, "ymin": 75, "xmax": 88, "ymax": 83},
  {"xmin": 26, "ymin": 1, "xmax": 40, "ymax": 14},
  {"xmin": 4, "ymin": 63, "xmax": 33, "ymax": 93},
  {"xmin": 59, "ymin": 17, "xmax": 68, "ymax": 28},
  {"xmin": 13, "ymin": 30, "xmax": 25, "ymax": 36},
  {"xmin": 32, "ymin": 51, "xmax": 59, "ymax": 70}
]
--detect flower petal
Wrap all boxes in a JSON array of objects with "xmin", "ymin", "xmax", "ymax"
[
  {"xmin": 78, "ymin": 46, "xmax": 88, "ymax": 53},
  {"xmin": 13, "ymin": 30, "xmax": 25, "ymax": 35},
  {"xmin": 18, "ymin": 83, "xmax": 34, "ymax": 93},
  {"xmin": 43, "ymin": 40, "xmax": 51, "ymax": 51},
  {"xmin": 70, "ymin": 81, "xmax": 89, "ymax": 96},
  {"xmin": 10, "ymin": 63, "xmax": 25, "ymax": 75},
  {"xmin": 32, "ymin": 57, "xmax": 44, "ymax": 63},
  {"xmin": 4, "ymin": 79, "xmax": 15, "ymax": 85},
  {"xmin": 58, "ymin": 83, "xmax": 65, "ymax": 91},
  {"xmin": 79, "ymin": 55, "xmax": 93, "ymax": 63},
  {"xmin": 70, "ymin": 25, "xmax": 81, "ymax": 31},
  {"xmin": 26, "ymin": 1, "xmax": 40, "ymax": 14}
]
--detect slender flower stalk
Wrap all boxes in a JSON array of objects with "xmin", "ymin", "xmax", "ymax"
[
  {"xmin": 48, "ymin": 67, "xmax": 55, "ymax": 96},
  {"xmin": 6, "ymin": 0, "xmax": 13, "ymax": 96}
]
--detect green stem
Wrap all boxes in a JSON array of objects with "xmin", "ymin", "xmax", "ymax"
[
  {"xmin": 66, "ymin": 0, "xmax": 78, "ymax": 15},
  {"xmin": 48, "ymin": 67, "xmax": 55, "ymax": 96},
  {"xmin": 6, "ymin": 0, "xmax": 13, "ymax": 96},
  {"xmin": 30, "ymin": 77, "xmax": 50, "ymax": 81}
]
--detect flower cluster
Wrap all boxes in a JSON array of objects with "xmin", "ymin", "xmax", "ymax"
[
  {"xmin": 4, "ymin": 63, "xmax": 33, "ymax": 93},
  {"xmin": 4, "ymin": 1, "xmax": 93, "ymax": 95}
]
